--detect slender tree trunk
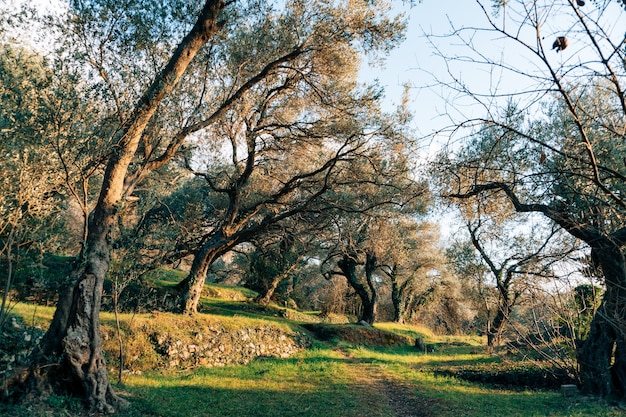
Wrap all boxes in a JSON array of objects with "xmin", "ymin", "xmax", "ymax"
[
  {"xmin": 14, "ymin": 2, "xmax": 226, "ymax": 411},
  {"xmin": 256, "ymin": 261, "xmax": 300, "ymax": 306},
  {"xmin": 390, "ymin": 277, "xmax": 404, "ymax": 323},
  {"xmin": 176, "ymin": 229, "xmax": 243, "ymax": 314},
  {"xmin": 364, "ymin": 252, "xmax": 378, "ymax": 324},
  {"xmin": 257, "ymin": 275, "xmax": 282, "ymax": 306},
  {"xmin": 487, "ymin": 299, "xmax": 513, "ymax": 347}
]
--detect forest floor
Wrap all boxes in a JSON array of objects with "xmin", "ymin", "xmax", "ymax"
[{"xmin": 2, "ymin": 279, "xmax": 625, "ymax": 416}]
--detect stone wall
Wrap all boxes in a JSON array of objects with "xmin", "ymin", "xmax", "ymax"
[{"xmin": 146, "ymin": 324, "xmax": 311, "ymax": 369}]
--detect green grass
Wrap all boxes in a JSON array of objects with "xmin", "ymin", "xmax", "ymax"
[
  {"xmin": 123, "ymin": 349, "xmax": 393, "ymax": 417},
  {"xmin": 118, "ymin": 345, "xmax": 625, "ymax": 417},
  {"xmin": 3, "ymin": 283, "xmax": 626, "ymax": 417}
]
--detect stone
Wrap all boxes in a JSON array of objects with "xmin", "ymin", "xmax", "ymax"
[{"xmin": 561, "ymin": 384, "xmax": 578, "ymax": 397}]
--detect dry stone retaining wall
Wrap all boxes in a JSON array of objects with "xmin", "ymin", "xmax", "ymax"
[{"xmin": 141, "ymin": 324, "xmax": 311, "ymax": 370}]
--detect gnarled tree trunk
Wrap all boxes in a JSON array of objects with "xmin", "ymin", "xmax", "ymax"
[
  {"xmin": 578, "ymin": 244, "xmax": 626, "ymax": 398},
  {"xmin": 337, "ymin": 253, "xmax": 378, "ymax": 325},
  {"xmin": 11, "ymin": 2, "xmax": 225, "ymax": 411},
  {"xmin": 176, "ymin": 238, "xmax": 227, "ymax": 315}
]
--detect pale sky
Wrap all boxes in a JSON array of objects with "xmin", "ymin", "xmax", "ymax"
[{"xmin": 364, "ymin": 0, "xmax": 626, "ymax": 139}]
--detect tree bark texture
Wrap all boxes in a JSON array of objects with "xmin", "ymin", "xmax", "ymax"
[
  {"xmin": 176, "ymin": 231, "xmax": 240, "ymax": 314},
  {"xmin": 176, "ymin": 243, "xmax": 222, "ymax": 314},
  {"xmin": 486, "ymin": 301, "xmax": 512, "ymax": 347},
  {"xmin": 578, "ymin": 244, "xmax": 626, "ymax": 398},
  {"xmin": 338, "ymin": 255, "xmax": 377, "ymax": 325},
  {"xmin": 19, "ymin": 1, "xmax": 225, "ymax": 412},
  {"xmin": 256, "ymin": 260, "xmax": 301, "ymax": 306}
]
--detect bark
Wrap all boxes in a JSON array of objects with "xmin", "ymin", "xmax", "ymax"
[
  {"xmin": 257, "ymin": 275, "xmax": 282, "ymax": 306},
  {"xmin": 364, "ymin": 252, "xmax": 378, "ymax": 324},
  {"xmin": 486, "ymin": 300, "xmax": 513, "ymax": 347},
  {"xmin": 15, "ymin": 1, "xmax": 225, "ymax": 412},
  {"xmin": 390, "ymin": 276, "xmax": 406, "ymax": 323},
  {"xmin": 578, "ymin": 244, "xmax": 626, "ymax": 398},
  {"xmin": 176, "ymin": 236, "xmax": 228, "ymax": 314},
  {"xmin": 176, "ymin": 223, "xmax": 252, "ymax": 314},
  {"xmin": 256, "ymin": 260, "xmax": 301, "ymax": 306},
  {"xmin": 338, "ymin": 254, "xmax": 377, "ymax": 325}
]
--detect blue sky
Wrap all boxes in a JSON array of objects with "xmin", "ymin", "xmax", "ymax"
[{"xmin": 362, "ymin": 0, "xmax": 626, "ymax": 141}]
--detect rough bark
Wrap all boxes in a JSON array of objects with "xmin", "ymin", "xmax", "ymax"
[
  {"xmin": 486, "ymin": 300, "xmax": 513, "ymax": 347},
  {"xmin": 338, "ymin": 254, "xmax": 377, "ymax": 325},
  {"xmin": 256, "ymin": 276, "xmax": 282, "ymax": 306},
  {"xmin": 390, "ymin": 274, "xmax": 407, "ymax": 323},
  {"xmin": 176, "ymin": 237, "xmax": 227, "ymax": 315},
  {"xmin": 14, "ymin": 1, "xmax": 225, "ymax": 412},
  {"xmin": 256, "ymin": 260, "xmax": 301, "ymax": 306},
  {"xmin": 578, "ymin": 244, "xmax": 626, "ymax": 398}
]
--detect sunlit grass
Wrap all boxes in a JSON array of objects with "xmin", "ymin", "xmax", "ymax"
[
  {"xmin": 8, "ymin": 302, "xmax": 55, "ymax": 328},
  {"xmin": 5, "ymin": 297, "xmax": 625, "ymax": 417},
  {"xmin": 123, "ymin": 348, "xmax": 393, "ymax": 417},
  {"xmin": 380, "ymin": 359, "xmax": 623, "ymax": 417}
]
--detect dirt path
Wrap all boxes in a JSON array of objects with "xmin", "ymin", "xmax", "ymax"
[{"xmin": 336, "ymin": 349, "xmax": 439, "ymax": 417}]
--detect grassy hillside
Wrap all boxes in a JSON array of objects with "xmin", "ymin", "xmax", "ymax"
[{"xmin": 1, "ymin": 281, "xmax": 624, "ymax": 417}]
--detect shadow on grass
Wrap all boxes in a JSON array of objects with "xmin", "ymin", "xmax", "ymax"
[
  {"xmin": 127, "ymin": 383, "xmax": 370, "ymax": 417},
  {"xmin": 123, "ymin": 352, "xmax": 392, "ymax": 417}
]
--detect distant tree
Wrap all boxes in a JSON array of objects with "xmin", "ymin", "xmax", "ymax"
[
  {"xmin": 322, "ymin": 186, "xmax": 429, "ymax": 325},
  {"xmin": 376, "ymin": 220, "xmax": 443, "ymax": 324}
]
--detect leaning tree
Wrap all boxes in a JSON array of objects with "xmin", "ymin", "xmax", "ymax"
[
  {"xmin": 4, "ymin": 0, "xmax": 228, "ymax": 411},
  {"xmin": 430, "ymin": 0, "xmax": 626, "ymax": 398},
  {"xmin": 3, "ymin": 0, "xmax": 408, "ymax": 410}
]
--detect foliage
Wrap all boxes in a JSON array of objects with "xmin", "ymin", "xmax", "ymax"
[{"xmin": 428, "ymin": 0, "xmax": 626, "ymax": 398}]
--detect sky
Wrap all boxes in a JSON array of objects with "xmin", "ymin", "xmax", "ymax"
[
  {"xmin": 362, "ymin": 0, "xmax": 626, "ymax": 144},
  {"xmin": 358, "ymin": 0, "xmax": 626, "ymax": 241}
]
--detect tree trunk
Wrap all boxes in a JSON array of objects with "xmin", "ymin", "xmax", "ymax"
[
  {"xmin": 12, "ymin": 2, "xmax": 226, "ymax": 411},
  {"xmin": 364, "ymin": 251, "xmax": 378, "ymax": 324},
  {"xmin": 256, "ymin": 275, "xmax": 282, "ymax": 306},
  {"xmin": 389, "ymin": 268, "xmax": 410, "ymax": 323},
  {"xmin": 176, "ymin": 227, "xmax": 245, "ymax": 314},
  {"xmin": 28, "ymin": 205, "xmax": 124, "ymax": 412},
  {"xmin": 338, "ymin": 254, "xmax": 377, "ymax": 325},
  {"xmin": 256, "ymin": 260, "xmax": 301, "ymax": 306},
  {"xmin": 176, "ymin": 242, "xmax": 223, "ymax": 315},
  {"xmin": 390, "ymin": 278, "xmax": 405, "ymax": 323},
  {"xmin": 578, "ymin": 244, "xmax": 626, "ymax": 398},
  {"xmin": 486, "ymin": 299, "xmax": 513, "ymax": 347},
  {"xmin": 577, "ymin": 306, "xmax": 615, "ymax": 396}
]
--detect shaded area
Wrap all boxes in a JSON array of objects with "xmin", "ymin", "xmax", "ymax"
[
  {"xmin": 433, "ymin": 365, "xmax": 576, "ymax": 391},
  {"xmin": 303, "ymin": 323, "xmax": 413, "ymax": 346}
]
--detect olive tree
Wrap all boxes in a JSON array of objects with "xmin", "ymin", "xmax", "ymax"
[
  {"xmin": 5, "ymin": 0, "xmax": 227, "ymax": 411},
  {"xmin": 430, "ymin": 0, "xmax": 626, "ymax": 398}
]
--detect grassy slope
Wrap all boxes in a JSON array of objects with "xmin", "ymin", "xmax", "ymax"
[{"xmin": 2, "ymin": 280, "xmax": 624, "ymax": 417}]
